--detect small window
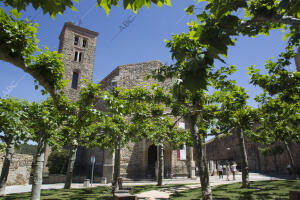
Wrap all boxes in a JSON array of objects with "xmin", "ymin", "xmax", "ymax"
[
  {"xmin": 74, "ymin": 36, "xmax": 79, "ymax": 45},
  {"xmin": 111, "ymin": 81, "xmax": 117, "ymax": 87},
  {"xmin": 71, "ymin": 72, "xmax": 79, "ymax": 89},
  {"xmin": 82, "ymin": 39, "xmax": 87, "ymax": 48},
  {"xmin": 74, "ymin": 51, "xmax": 78, "ymax": 61},
  {"xmin": 78, "ymin": 52, "xmax": 82, "ymax": 62}
]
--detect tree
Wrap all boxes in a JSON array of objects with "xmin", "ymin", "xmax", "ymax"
[
  {"xmin": 217, "ymin": 85, "xmax": 258, "ymax": 188},
  {"xmin": 0, "ymin": 97, "xmax": 31, "ymax": 196},
  {"xmin": 249, "ymin": 45, "xmax": 300, "ymax": 179},
  {"xmin": 154, "ymin": 27, "xmax": 238, "ymax": 198},
  {"xmin": 15, "ymin": 144, "xmax": 37, "ymax": 155},
  {"xmin": 254, "ymin": 97, "xmax": 299, "ymax": 179},
  {"xmin": 0, "ymin": 0, "xmax": 173, "ymax": 108},
  {"xmin": 170, "ymin": 84, "xmax": 228, "ymax": 200},
  {"xmin": 61, "ymin": 81, "xmax": 102, "ymax": 189},
  {"xmin": 127, "ymin": 85, "xmax": 189, "ymax": 186},
  {"xmin": 28, "ymin": 99, "xmax": 62, "ymax": 200},
  {"xmin": 99, "ymin": 87, "xmax": 141, "ymax": 191},
  {"xmin": 253, "ymin": 96, "xmax": 299, "ymax": 179},
  {"xmin": 0, "ymin": 0, "xmax": 172, "ymax": 16},
  {"xmin": 0, "ymin": 9, "xmax": 66, "ymax": 108},
  {"xmin": 99, "ymin": 84, "xmax": 189, "ymax": 189},
  {"xmin": 151, "ymin": 0, "xmax": 299, "ymax": 195}
]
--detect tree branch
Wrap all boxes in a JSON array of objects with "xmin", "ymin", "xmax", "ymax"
[
  {"xmin": 241, "ymin": 14, "xmax": 300, "ymax": 27},
  {"xmin": 0, "ymin": 47, "xmax": 60, "ymax": 107}
]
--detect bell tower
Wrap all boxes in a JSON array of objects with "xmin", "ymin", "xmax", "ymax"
[{"xmin": 58, "ymin": 22, "xmax": 99, "ymax": 101}]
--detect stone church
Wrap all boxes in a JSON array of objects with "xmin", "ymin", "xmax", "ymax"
[{"xmin": 57, "ymin": 22, "xmax": 196, "ymax": 182}]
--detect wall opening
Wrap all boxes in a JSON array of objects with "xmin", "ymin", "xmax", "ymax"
[
  {"xmin": 82, "ymin": 39, "xmax": 87, "ymax": 48},
  {"xmin": 74, "ymin": 51, "xmax": 78, "ymax": 61},
  {"xmin": 71, "ymin": 71, "xmax": 79, "ymax": 89},
  {"xmin": 74, "ymin": 36, "xmax": 79, "ymax": 45},
  {"xmin": 78, "ymin": 52, "xmax": 82, "ymax": 62},
  {"xmin": 147, "ymin": 144, "xmax": 157, "ymax": 178}
]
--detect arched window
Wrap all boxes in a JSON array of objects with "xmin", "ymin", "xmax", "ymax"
[
  {"xmin": 71, "ymin": 72, "xmax": 79, "ymax": 89},
  {"xmin": 74, "ymin": 51, "xmax": 83, "ymax": 62},
  {"xmin": 79, "ymin": 52, "xmax": 82, "ymax": 62},
  {"xmin": 74, "ymin": 36, "xmax": 79, "ymax": 45},
  {"xmin": 74, "ymin": 51, "xmax": 78, "ymax": 61},
  {"xmin": 82, "ymin": 39, "xmax": 87, "ymax": 48}
]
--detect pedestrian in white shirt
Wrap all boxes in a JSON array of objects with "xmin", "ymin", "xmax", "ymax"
[
  {"xmin": 218, "ymin": 163, "xmax": 223, "ymax": 179},
  {"xmin": 230, "ymin": 162, "xmax": 237, "ymax": 180}
]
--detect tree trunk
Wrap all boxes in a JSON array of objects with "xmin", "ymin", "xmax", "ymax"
[
  {"xmin": 112, "ymin": 136, "xmax": 121, "ymax": 192},
  {"xmin": 0, "ymin": 136, "xmax": 15, "ymax": 196},
  {"xmin": 283, "ymin": 140, "xmax": 298, "ymax": 180},
  {"xmin": 237, "ymin": 128, "xmax": 250, "ymax": 188},
  {"xmin": 31, "ymin": 132, "xmax": 47, "ymax": 200},
  {"xmin": 64, "ymin": 145, "xmax": 78, "ymax": 189},
  {"xmin": 157, "ymin": 144, "xmax": 164, "ymax": 186},
  {"xmin": 188, "ymin": 115, "xmax": 212, "ymax": 200}
]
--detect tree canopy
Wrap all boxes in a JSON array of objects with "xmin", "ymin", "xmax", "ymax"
[{"xmin": 0, "ymin": 0, "xmax": 172, "ymax": 16}]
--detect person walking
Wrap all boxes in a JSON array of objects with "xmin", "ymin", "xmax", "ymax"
[
  {"xmin": 222, "ymin": 164, "xmax": 226, "ymax": 178},
  {"xmin": 218, "ymin": 163, "xmax": 223, "ymax": 179},
  {"xmin": 226, "ymin": 163, "xmax": 231, "ymax": 181},
  {"xmin": 230, "ymin": 162, "xmax": 237, "ymax": 180}
]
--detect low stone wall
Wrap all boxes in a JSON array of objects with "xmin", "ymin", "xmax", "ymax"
[
  {"xmin": 0, "ymin": 153, "xmax": 33, "ymax": 185},
  {"xmin": 43, "ymin": 174, "xmax": 106, "ymax": 184}
]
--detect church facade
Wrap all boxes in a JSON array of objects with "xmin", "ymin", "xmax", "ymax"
[{"xmin": 57, "ymin": 22, "xmax": 196, "ymax": 182}]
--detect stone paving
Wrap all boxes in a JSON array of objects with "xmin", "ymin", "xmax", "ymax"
[{"xmin": 4, "ymin": 172, "xmax": 286, "ymax": 199}]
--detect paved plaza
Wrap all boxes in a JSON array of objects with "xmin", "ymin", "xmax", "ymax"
[{"xmin": 4, "ymin": 172, "xmax": 286, "ymax": 199}]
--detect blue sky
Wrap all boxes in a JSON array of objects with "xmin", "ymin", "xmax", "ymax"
[{"xmin": 0, "ymin": 0, "xmax": 294, "ymax": 106}]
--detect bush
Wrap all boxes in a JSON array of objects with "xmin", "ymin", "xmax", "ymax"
[
  {"xmin": 15, "ymin": 143, "xmax": 37, "ymax": 155},
  {"xmin": 47, "ymin": 150, "xmax": 69, "ymax": 174}
]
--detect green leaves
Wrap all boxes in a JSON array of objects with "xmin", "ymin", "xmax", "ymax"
[
  {"xmin": 9, "ymin": 9, "xmax": 21, "ymax": 19},
  {"xmin": 1, "ymin": 0, "xmax": 77, "ymax": 17},
  {"xmin": 249, "ymin": 45, "xmax": 300, "ymax": 103},
  {"xmin": 0, "ymin": 97, "xmax": 32, "ymax": 144},
  {"xmin": 29, "ymin": 48, "xmax": 65, "ymax": 91},
  {"xmin": 185, "ymin": 5, "xmax": 195, "ymax": 15},
  {"xmin": 97, "ymin": 0, "xmax": 172, "ymax": 15},
  {"xmin": 0, "ymin": 8, "xmax": 38, "ymax": 58}
]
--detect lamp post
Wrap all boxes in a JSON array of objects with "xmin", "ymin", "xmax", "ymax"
[{"xmin": 91, "ymin": 155, "xmax": 95, "ymax": 186}]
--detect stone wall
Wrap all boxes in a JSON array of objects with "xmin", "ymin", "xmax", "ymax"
[
  {"xmin": 59, "ymin": 22, "xmax": 99, "ymax": 102},
  {"xmin": 205, "ymin": 133, "xmax": 300, "ymax": 174},
  {"xmin": 56, "ymin": 22, "xmax": 100, "ymax": 178},
  {"xmin": 98, "ymin": 60, "xmax": 191, "ymax": 180},
  {"xmin": 0, "ymin": 153, "xmax": 32, "ymax": 185}
]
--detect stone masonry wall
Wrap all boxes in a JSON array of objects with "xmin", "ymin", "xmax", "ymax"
[
  {"xmin": 98, "ymin": 60, "xmax": 191, "ymax": 178},
  {"xmin": 205, "ymin": 133, "xmax": 300, "ymax": 174},
  {"xmin": 59, "ymin": 22, "xmax": 98, "ymax": 102},
  {"xmin": 55, "ymin": 23, "xmax": 100, "ymax": 177},
  {"xmin": 0, "ymin": 153, "xmax": 33, "ymax": 185}
]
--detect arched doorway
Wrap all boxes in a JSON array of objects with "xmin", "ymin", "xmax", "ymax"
[{"xmin": 147, "ymin": 145, "xmax": 157, "ymax": 178}]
